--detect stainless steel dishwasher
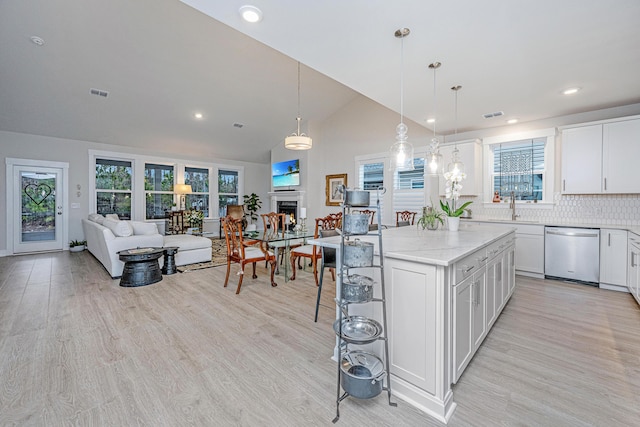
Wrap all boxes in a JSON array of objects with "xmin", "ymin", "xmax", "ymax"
[{"xmin": 544, "ymin": 226, "xmax": 600, "ymax": 285}]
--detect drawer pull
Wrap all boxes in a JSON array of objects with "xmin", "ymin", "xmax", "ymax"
[
  {"xmin": 463, "ymin": 265, "xmax": 476, "ymax": 274},
  {"xmin": 478, "ymin": 256, "xmax": 489, "ymax": 263}
]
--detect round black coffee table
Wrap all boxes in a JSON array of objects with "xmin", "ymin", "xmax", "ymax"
[{"xmin": 118, "ymin": 247, "xmax": 165, "ymax": 287}]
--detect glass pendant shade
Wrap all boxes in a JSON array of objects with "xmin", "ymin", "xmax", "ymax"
[
  {"xmin": 447, "ymin": 147, "xmax": 465, "ymax": 178},
  {"xmin": 390, "ymin": 123, "xmax": 414, "ymax": 171}
]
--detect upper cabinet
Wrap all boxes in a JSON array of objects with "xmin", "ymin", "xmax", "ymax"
[
  {"xmin": 439, "ymin": 139, "xmax": 482, "ymax": 196},
  {"xmin": 562, "ymin": 117, "xmax": 640, "ymax": 194}
]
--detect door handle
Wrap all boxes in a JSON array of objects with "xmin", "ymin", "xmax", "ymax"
[
  {"xmin": 563, "ymin": 179, "xmax": 566, "ymax": 191},
  {"xmin": 604, "ymin": 178, "xmax": 607, "ymax": 191},
  {"xmin": 608, "ymin": 233, "xmax": 611, "ymax": 247}
]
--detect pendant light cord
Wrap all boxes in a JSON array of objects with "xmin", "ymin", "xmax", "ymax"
[
  {"xmin": 400, "ymin": 36, "xmax": 404, "ymax": 125},
  {"xmin": 432, "ymin": 65, "xmax": 437, "ymax": 137}
]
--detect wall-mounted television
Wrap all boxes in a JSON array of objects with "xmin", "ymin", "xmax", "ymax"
[{"xmin": 272, "ymin": 159, "xmax": 300, "ymax": 188}]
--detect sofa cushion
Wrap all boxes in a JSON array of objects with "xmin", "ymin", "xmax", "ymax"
[
  {"xmin": 131, "ymin": 221, "xmax": 159, "ymax": 235},
  {"xmin": 164, "ymin": 234, "xmax": 211, "ymax": 251},
  {"xmin": 88, "ymin": 213, "xmax": 104, "ymax": 223},
  {"xmin": 103, "ymin": 218, "xmax": 133, "ymax": 237}
]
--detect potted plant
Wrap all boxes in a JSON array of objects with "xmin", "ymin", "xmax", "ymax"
[
  {"xmin": 69, "ymin": 239, "xmax": 87, "ymax": 252},
  {"xmin": 417, "ymin": 206, "xmax": 445, "ymax": 231},
  {"xmin": 243, "ymin": 193, "xmax": 261, "ymax": 230},
  {"xmin": 440, "ymin": 170, "xmax": 473, "ymax": 231}
]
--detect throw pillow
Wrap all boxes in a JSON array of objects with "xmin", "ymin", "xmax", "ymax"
[
  {"xmin": 103, "ymin": 218, "xmax": 133, "ymax": 237},
  {"xmin": 131, "ymin": 221, "xmax": 159, "ymax": 235},
  {"xmin": 105, "ymin": 214, "xmax": 120, "ymax": 221},
  {"xmin": 88, "ymin": 213, "xmax": 104, "ymax": 223}
]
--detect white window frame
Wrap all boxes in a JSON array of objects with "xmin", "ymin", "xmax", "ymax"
[
  {"xmin": 89, "ymin": 150, "xmax": 245, "ymax": 222},
  {"xmin": 482, "ymin": 128, "xmax": 556, "ymax": 206}
]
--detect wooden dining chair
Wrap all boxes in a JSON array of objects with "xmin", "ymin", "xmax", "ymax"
[
  {"xmin": 290, "ymin": 212, "xmax": 342, "ymax": 285},
  {"xmin": 396, "ymin": 210, "xmax": 417, "ymax": 227},
  {"xmin": 222, "ymin": 215, "xmax": 277, "ymax": 294},
  {"xmin": 261, "ymin": 212, "xmax": 287, "ymax": 273},
  {"xmin": 354, "ymin": 209, "xmax": 376, "ymax": 225}
]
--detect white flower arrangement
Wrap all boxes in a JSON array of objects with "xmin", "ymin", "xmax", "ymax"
[
  {"xmin": 184, "ymin": 209, "xmax": 204, "ymax": 226},
  {"xmin": 440, "ymin": 171, "xmax": 472, "ymax": 217}
]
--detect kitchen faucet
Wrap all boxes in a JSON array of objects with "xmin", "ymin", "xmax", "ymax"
[{"xmin": 510, "ymin": 191, "xmax": 520, "ymax": 221}]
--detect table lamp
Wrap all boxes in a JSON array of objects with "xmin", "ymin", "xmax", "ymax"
[{"xmin": 174, "ymin": 184, "xmax": 192, "ymax": 211}]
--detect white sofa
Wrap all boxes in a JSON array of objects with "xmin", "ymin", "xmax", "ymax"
[{"xmin": 82, "ymin": 216, "xmax": 212, "ymax": 278}]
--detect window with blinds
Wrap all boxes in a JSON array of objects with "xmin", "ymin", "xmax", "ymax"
[
  {"xmin": 393, "ymin": 157, "xmax": 425, "ymax": 213},
  {"xmin": 358, "ymin": 161, "xmax": 384, "ymax": 214},
  {"xmin": 491, "ymin": 138, "xmax": 545, "ymax": 201}
]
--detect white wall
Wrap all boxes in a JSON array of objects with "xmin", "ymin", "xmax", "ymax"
[{"xmin": 0, "ymin": 131, "xmax": 270, "ymax": 253}]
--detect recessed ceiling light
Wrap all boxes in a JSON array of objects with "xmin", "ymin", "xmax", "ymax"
[
  {"xmin": 30, "ymin": 35, "xmax": 45, "ymax": 46},
  {"xmin": 426, "ymin": 118, "xmax": 435, "ymax": 124},
  {"xmin": 194, "ymin": 113, "xmax": 203, "ymax": 119},
  {"xmin": 563, "ymin": 87, "xmax": 581, "ymax": 95},
  {"xmin": 239, "ymin": 5, "xmax": 262, "ymax": 23},
  {"xmin": 507, "ymin": 119, "xmax": 518, "ymax": 124}
]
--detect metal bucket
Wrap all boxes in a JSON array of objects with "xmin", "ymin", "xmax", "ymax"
[
  {"xmin": 340, "ymin": 351, "xmax": 385, "ymax": 399},
  {"xmin": 344, "ymin": 189, "xmax": 370, "ymax": 207},
  {"xmin": 343, "ymin": 239, "xmax": 374, "ymax": 267},
  {"xmin": 343, "ymin": 214, "xmax": 369, "ymax": 235},
  {"xmin": 342, "ymin": 274, "xmax": 374, "ymax": 303}
]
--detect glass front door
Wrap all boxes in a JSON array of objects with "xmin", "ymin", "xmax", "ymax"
[{"xmin": 13, "ymin": 166, "xmax": 64, "ymax": 253}]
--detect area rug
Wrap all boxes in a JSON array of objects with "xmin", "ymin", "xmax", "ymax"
[{"xmin": 177, "ymin": 237, "xmax": 227, "ymax": 272}]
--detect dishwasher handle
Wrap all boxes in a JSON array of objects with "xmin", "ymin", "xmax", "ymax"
[{"xmin": 545, "ymin": 229, "xmax": 599, "ymax": 238}]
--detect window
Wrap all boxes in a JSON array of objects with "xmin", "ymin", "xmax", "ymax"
[
  {"xmin": 218, "ymin": 169, "xmax": 239, "ymax": 217},
  {"xmin": 145, "ymin": 163, "xmax": 174, "ymax": 219},
  {"xmin": 491, "ymin": 139, "xmax": 545, "ymax": 201},
  {"xmin": 360, "ymin": 162, "xmax": 384, "ymax": 191},
  {"xmin": 393, "ymin": 157, "xmax": 425, "ymax": 213},
  {"xmin": 185, "ymin": 166, "xmax": 209, "ymax": 217},
  {"xmin": 95, "ymin": 158, "xmax": 132, "ymax": 219},
  {"xmin": 483, "ymin": 128, "xmax": 555, "ymax": 204}
]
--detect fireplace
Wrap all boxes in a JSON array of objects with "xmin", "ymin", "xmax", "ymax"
[{"xmin": 268, "ymin": 191, "xmax": 306, "ymax": 230}]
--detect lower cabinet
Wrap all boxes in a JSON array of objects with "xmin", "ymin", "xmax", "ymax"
[
  {"xmin": 600, "ymin": 229, "xmax": 628, "ymax": 290},
  {"xmin": 628, "ymin": 234, "xmax": 640, "ymax": 304},
  {"xmin": 514, "ymin": 225, "xmax": 544, "ymax": 276},
  {"xmin": 453, "ymin": 235, "xmax": 516, "ymax": 384}
]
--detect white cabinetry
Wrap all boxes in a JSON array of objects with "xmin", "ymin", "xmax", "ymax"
[
  {"xmin": 600, "ymin": 229, "xmax": 627, "ymax": 291},
  {"xmin": 562, "ymin": 117, "xmax": 640, "ymax": 194},
  {"xmin": 603, "ymin": 119, "xmax": 640, "ymax": 193},
  {"xmin": 628, "ymin": 234, "xmax": 640, "ymax": 305},
  {"xmin": 439, "ymin": 139, "xmax": 482, "ymax": 196},
  {"xmin": 561, "ymin": 125, "xmax": 602, "ymax": 193},
  {"xmin": 453, "ymin": 232, "xmax": 515, "ymax": 384}
]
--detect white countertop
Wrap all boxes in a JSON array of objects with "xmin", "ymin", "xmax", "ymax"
[
  {"xmin": 308, "ymin": 223, "xmax": 513, "ymax": 267},
  {"xmin": 464, "ymin": 217, "xmax": 640, "ymax": 236}
]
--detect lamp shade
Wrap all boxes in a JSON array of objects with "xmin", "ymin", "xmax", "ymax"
[
  {"xmin": 174, "ymin": 184, "xmax": 192, "ymax": 194},
  {"xmin": 284, "ymin": 134, "xmax": 312, "ymax": 150}
]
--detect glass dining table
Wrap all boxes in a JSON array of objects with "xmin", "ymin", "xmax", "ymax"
[{"xmin": 243, "ymin": 228, "xmax": 316, "ymax": 282}]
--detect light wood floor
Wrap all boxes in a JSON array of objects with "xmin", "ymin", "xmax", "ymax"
[{"xmin": 1, "ymin": 251, "xmax": 639, "ymax": 426}]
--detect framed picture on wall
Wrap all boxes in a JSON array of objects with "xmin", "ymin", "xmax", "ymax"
[{"xmin": 326, "ymin": 173, "xmax": 347, "ymax": 206}]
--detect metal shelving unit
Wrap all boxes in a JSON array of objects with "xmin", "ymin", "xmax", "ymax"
[{"xmin": 332, "ymin": 190, "xmax": 396, "ymax": 423}]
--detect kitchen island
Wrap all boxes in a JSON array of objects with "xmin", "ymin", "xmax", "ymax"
[{"xmin": 309, "ymin": 222, "xmax": 516, "ymax": 424}]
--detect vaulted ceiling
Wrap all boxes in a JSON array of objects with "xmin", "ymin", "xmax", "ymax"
[{"xmin": 2, "ymin": 0, "xmax": 639, "ymax": 164}]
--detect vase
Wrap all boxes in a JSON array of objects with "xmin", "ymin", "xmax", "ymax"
[
  {"xmin": 448, "ymin": 216, "xmax": 460, "ymax": 232},
  {"xmin": 426, "ymin": 221, "xmax": 439, "ymax": 231}
]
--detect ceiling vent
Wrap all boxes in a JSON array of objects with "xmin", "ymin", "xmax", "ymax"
[
  {"xmin": 90, "ymin": 88, "xmax": 109, "ymax": 98},
  {"xmin": 483, "ymin": 111, "xmax": 504, "ymax": 119}
]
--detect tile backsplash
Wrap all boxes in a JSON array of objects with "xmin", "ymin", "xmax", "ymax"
[{"xmin": 461, "ymin": 193, "xmax": 640, "ymax": 226}]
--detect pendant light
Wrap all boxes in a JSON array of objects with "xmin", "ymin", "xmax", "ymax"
[
  {"xmin": 285, "ymin": 62, "xmax": 312, "ymax": 150},
  {"xmin": 426, "ymin": 62, "xmax": 442, "ymax": 175},
  {"xmin": 447, "ymin": 85, "xmax": 465, "ymax": 178},
  {"xmin": 389, "ymin": 28, "xmax": 414, "ymax": 171}
]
